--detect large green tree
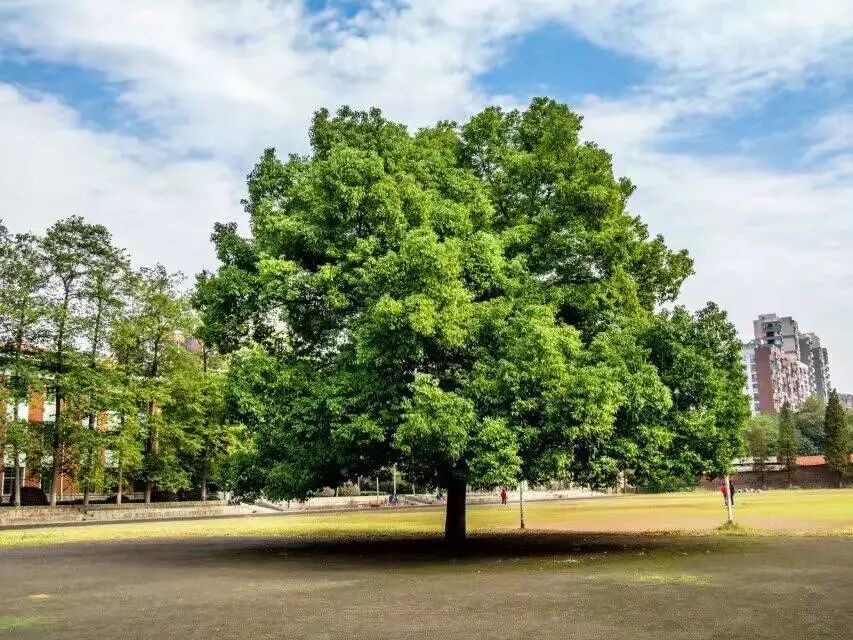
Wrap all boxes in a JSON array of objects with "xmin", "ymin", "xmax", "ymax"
[{"xmin": 197, "ymin": 100, "xmax": 747, "ymax": 541}]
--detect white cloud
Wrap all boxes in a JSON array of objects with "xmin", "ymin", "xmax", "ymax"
[
  {"xmin": 579, "ymin": 96, "xmax": 853, "ymax": 389},
  {"xmin": 1, "ymin": 0, "xmax": 853, "ymax": 386},
  {"xmin": 0, "ymin": 84, "xmax": 240, "ymax": 276},
  {"xmin": 808, "ymin": 107, "xmax": 853, "ymax": 161}
]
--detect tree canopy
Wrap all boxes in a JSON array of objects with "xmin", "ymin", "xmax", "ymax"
[{"xmin": 195, "ymin": 99, "xmax": 748, "ymax": 540}]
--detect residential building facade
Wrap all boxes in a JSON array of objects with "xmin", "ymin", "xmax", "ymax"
[
  {"xmin": 802, "ymin": 333, "xmax": 831, "ymax": 402},
  {"xmin": 753, "ymin": 343, "xmax": 811, "ymax": 413},
  {"xmin": 748, "ymin": 313, "xmax": 832, "ymax": 408},
  {"xmin": 742, "ymin": 341, "xmax": 760, "ymax": 414},
  {"xmin": 753, "ymin": 313, "xmax": 802, "ymax": 359},
  {"xmin": 839, "ymin": 393, "xmax": 853, "ymax": 412}
]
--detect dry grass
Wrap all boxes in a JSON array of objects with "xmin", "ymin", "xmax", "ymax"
[{"xmin": 1, "ymin": 488, "xmax": 851, "ymax": 548}]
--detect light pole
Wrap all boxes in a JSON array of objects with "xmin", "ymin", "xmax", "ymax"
[{"xmin": 392, "ymin": 464, "xmax": 397, "ymax": 500}]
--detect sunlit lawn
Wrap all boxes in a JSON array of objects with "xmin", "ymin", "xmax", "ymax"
[{"xmin": 1, "ymin": 489, "xmax": 851, "ymax": 548}]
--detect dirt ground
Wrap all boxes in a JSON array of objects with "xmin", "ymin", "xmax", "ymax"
[{"xmin": 1, "ymin": 533, "xmax": 851, "ymax": 639}]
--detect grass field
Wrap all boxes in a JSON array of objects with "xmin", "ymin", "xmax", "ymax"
[
  {"xmin": 1, "ymin": 488, "xmax": 851, "ymax": 548},
  {"xmin": 1, "ymin": 491, "xmax": 851, "ymax": 639}
]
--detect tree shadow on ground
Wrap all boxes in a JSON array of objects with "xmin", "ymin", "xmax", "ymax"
[{"xmin": 206, "ymin": 531, "xmax": 751, "ymax": 568}]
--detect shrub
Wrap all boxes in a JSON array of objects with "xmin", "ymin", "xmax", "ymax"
[{"xmin": 337, "ymin": 482, "xmax": 360, "ymax": 497}]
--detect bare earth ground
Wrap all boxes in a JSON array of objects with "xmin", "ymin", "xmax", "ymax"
[{"xmin": 1, "ymin": 491, "xmax": 851, "ymax": 639}]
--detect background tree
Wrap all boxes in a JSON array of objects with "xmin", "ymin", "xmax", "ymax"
[
  {"xmin": 195, "ymin": 100, "xmax": 748, "ymax": 541},
  {"xmin": 78, "ymin": 244, "xmax": 130, "ymax": 505},
  {"xmin": 793, "ymin": 396, "xmax": 826, "ymax": 455},
  {"xmin": 777, "ymin": 402, "xmax": 798, "ymax": 487},
  {"xmin": 107, "ymin": 293, "xmax": 147, "ymax": 504},
  {"xmin": 0, "ymin": 229, "xmax": 49, "ymax": 505},
  {"xmin": 824, "ymin": 390, "xmax": 850, "ymax": 487},
  {"xmin": 116, "ymin": 265, "xmax": 192, "ymax": 502},
  {"xmin": 745, "ymin": 416, "xmax": 771, "ymax": 488},
  {"xmin": 165, "ymin": 339, "xmax": 241, "ymax": 501},
  {"xmin": 41, "ymin": 216, "xmax": 116, "ymax": 505}
]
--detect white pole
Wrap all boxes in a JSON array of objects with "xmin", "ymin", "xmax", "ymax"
[
  {"xmin": 519, "ymin": 480, "xmax": 526, "ymax": 530},
  {"xmin": 724, "ymin": 474, "xmax": 734, "ymax": 524},
  {"xmin": 392, "ymin": 464, "xmax": 397, "ymax": 500},
  {"xmin": 376, "ymin": 476, "xmax": 380, "ymax": 506}
]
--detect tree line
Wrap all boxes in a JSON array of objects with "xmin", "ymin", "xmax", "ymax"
[
  {"xmin": 744, "ymin": 392, "xmax": 852, "ymax": 487},
  {"xmin": 0, "ymin": 217, "xmax": 241, "ymax": 506}
]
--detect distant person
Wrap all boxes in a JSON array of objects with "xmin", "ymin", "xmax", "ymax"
[
  {"xmin": 728, "ymin": 479, "xmax": 735, "ymax": 506},
  {"xmin": 720, "ymin": 482, "xmax": 729, "ymax": 507},
  {"xmin": 500, "ymin": 488, "xmax": 508, "ymax": 505}
]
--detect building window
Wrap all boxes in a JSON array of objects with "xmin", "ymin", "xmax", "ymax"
[{"xmin": 2, "ymin": 467, "xmax": 15, "ymax": 496}]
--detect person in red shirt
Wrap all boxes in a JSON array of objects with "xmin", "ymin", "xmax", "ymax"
[
  {"xmin": 500, "ymin": 488, "xmax": 508, "ymax": 506},
  {"xmin": 720, "ymin": 483, "xmax": 729, "ymax": 507}
]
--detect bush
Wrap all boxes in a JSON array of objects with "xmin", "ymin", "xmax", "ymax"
[
  {"xmin": 337, "ymin": 482, "xmax": 360, "ymax": 497},
  {"xmin": 317, "ymin": 487, "xmax": 336, "ymax": 497}
]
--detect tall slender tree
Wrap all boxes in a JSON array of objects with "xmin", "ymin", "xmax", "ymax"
[
  {"xmin": 79, "ymin": 245, "xmax": 130, "ymax": 505},
  {"xmin": 115, "ymin": 265, "xmax": 190, "ymax": 502},
  {"xmin": 41, "ymin": 216, "xmax": 115, "ymax": 505},
  {"xmin": 0, "ymin": 230, "xmax": 49, "ymax": 505},
  {"xmin": 824, "ymin": 390, "xmax": 850, "ymax": 488},
  {"xmin": 777, "ymin": 402, "xmax": 798, "ymax": 488}
]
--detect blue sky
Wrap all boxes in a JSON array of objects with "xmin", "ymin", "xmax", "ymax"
[{"xmin": 0, "ymin": 0, "xmax": 852, "ymax": 389}]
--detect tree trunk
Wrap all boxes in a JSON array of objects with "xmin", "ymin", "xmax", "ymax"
[
  {"xmin": 0, "ymin": 423, "xmax": 5, "ymax": 506},
  {"xmin": 444, "ymin": 472, "xmax": 467, "ymax": 544},
  {"xmin": 49, "ymin": 395, "xmax": 62, "ymax": 507},
  {"xmin": 144, "ymin": 386, "xmax": 158, "ymax": 505},
  {"xmin": 13, "ymin": 446, "xmax": 21, "ymax": 507},
  {"xmin": 82, "ymin": 413, "xmax": 97, "ymax": 507},
  {"xmin": 116, "ymin": 463, "xmax": 123, "ymax": 505},
  {"xmin": 200, "ymin": 461, "xmax": 208, "ymax": 502}
]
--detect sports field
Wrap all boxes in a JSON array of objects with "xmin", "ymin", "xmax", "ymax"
[
  {"xmin": 1, "ymin": 489, "xmax": 850, "ymax": 548},
  {"xmin": 1, "ymin": 490, "xmax": 851, "ymax": 639}
]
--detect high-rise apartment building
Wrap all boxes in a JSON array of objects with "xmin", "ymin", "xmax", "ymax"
[
  {"xmin": 742, "ymin": 342, "xmax": 759, "ymax": 414},
  {"xmin": 750, "ymin": 313, "xmax": 831, "ymax": 405},
  {"xmin": 801, "ymin": 333, "xmax": 831, "ymax": 402},
  {"xmin": 838, "ymin": 393, "xmax": 853, "ymax": 412},
  {"xmin": 743, "ymin": 340, "xmax": 810, "ymax": 414},
  {"xmin": 753, "ymin": 313, "xmax": 802, "ymax": 359}
]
